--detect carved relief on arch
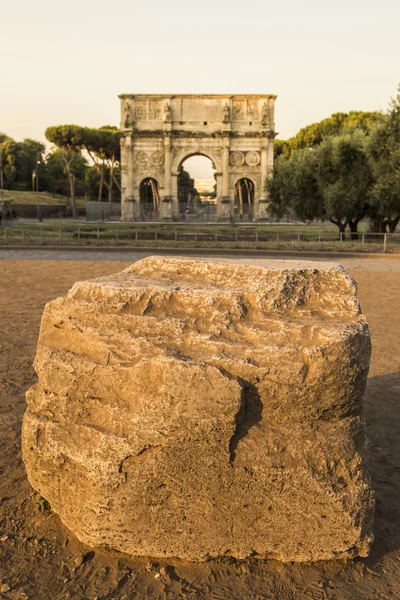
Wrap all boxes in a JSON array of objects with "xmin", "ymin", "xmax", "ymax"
[
  {"xmin": 150, "ymin": 151, "xmax": 165, "ymax": 166},
  {"xmin": 246, "ymin": 151, "xmax": 260, "ymax": 166},
  {"xmin": 135, "ymin": 151, "xmax": 148, "ymax": 166}
]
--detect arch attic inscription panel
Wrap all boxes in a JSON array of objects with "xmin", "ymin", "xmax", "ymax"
[{"xmin": 119, "ymin": 94, "xmax": 277, "ymax": 221}]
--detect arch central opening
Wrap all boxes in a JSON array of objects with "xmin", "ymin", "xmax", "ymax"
[{"xmin": 178, "ymin": 155, "xmax": 216, "ymax": 220}]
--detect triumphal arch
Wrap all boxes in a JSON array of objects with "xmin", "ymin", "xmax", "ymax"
[{"xmin": 119, "ymin": 94, "xmax": 277, "ymax": 221}]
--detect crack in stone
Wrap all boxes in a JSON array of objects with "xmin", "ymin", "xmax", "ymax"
[{"xmin": 229, "ymin": 381, "xmax": 263, "ymax": 463}]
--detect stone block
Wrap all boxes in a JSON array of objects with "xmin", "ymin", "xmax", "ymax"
[{"xmin": 22, "ymin": 257, "xmax": 374, "ymax": 562}]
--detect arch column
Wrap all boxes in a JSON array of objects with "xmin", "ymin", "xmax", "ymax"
[
  {"xmin": 161, "ymin": 134, "xmax": 173, "ymax": 220},
  {"xmin": 171, "ymin": 171, "xmax": 179, "ymax": 220},
  {"xmin": 121, "ymin": 134, "xmax": 138, "ymax": 221},
  {"xmin": 218, "ymin": 139, "xmax": 231, "ymax": 220},
  {"xmin": 256, "ymin": 138, "xmax": 269, "ymax": 221},
  {"xmin": 164, "ymin": 137, "xmax": 172, "ymax": 197},
  {"xmin": 222, "ymin": 142, "xmax": 230, "ymax": 198},
  {"xmin": 260, "ymin": 143, "xmax": 268, "ymax": 199}
]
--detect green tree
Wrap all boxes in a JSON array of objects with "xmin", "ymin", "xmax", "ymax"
[
  {"xmin": 267, "ymin": 149, "xmax": 323, "ymax": 221},
  {"xmin": 367, "ymin": 86, "xmax": 400, "ymax": 232},
  {"xmin": 45, "ymin": 125, "xmax": 86, "ymax": 217},
  {"xmin": 315, "ymin": 131, "xmax": 372, "ymax": 235},
  {"xmin": 99, "ymin": 126, "xmax": 121, "ymax": 202},
  {"xmin": 0, "ymin": 134, "xmax": 12, "ymax": 195},
  {"xmin": 44, "ymin": 149, "xmax": 88, "ymax": 197},
  {"xmin": 80, "ymin": 126, "xmax": 121, "ymax": 203},
  {"xmin": 18, "ymin": 139, "xmax": 46, "ymax": 190},
  {"xmin": 274, "ymin": 139, "xmax": 291, "ymax": 159},
  {"xmin": 266, "ymin": 154, "xmax": 295, "ymax": 219},
  {"xmin": 84, "ymin": 164, "xmax": 105, "ymax": 200},
  {"xmin": 0, "ymin": 135, "xmax": 47, "ymax": 192},
  {"xmin": 0, "ymin": 136, "xmax": 19, "ymax": 189},
  {"xmin": 290, "ymin": 149, "xmax": 324, "ymax": 221},
  {"xmin": 177, "ymin": 165, "xmax": 195, "ymax": 213},
  {"xmin": 285, "ymin": 111, "xmax": 380, "ymax": 155}
]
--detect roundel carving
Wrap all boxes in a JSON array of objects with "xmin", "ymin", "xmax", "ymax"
[
  {"xmin": 135, "ymin": 151, "xmax": 148, "ymax": 166},
  {"xmin": 246, "ymin": 151, "xmax": 260, "ymax": 166},
  {"xmin": 230, "ymin": 151, "xmax": 244, "ymax": 166},
  {"xmin": 150, "ymin": 151, "xmax": 165, "ymax": 166}
]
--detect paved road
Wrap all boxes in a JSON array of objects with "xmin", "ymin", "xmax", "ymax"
[{"xmin": 1, "ymin": 247, "xmax": 400, "ymax": 271}]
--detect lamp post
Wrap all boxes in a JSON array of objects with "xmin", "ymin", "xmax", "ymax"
[
  {"xmin": 36, "ymin": 160, "xmax": 40, "ymax": 192},
  {"xmin": 0, "ymin": 145, "xmax": 4, "ymax": 201}
]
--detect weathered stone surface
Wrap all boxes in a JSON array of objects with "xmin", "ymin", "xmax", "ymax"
[{"xmin": 22, "ymin": 257, "xmax": 374, "ymax": 562}]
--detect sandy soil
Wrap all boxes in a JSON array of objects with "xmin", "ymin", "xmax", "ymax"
[{"xmin": 0, "ymin": 253, "xmax": 400, "ymax": 600}]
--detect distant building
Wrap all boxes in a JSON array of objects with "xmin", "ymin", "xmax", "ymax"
[{"xmin": 194, "ymin": 178, "xmax": 215, "ymax": 194}]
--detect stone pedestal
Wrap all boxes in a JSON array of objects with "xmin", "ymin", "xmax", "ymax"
[
  {"xmin": 160, "ymin": 198, "xmax": 173, "ymax": 220},
  {"xmin": 121, "ymin": 197, "xmax": 136, "ymax": 221},
  {"xmin": 217, "ymin": 198, "xmax": 233, "ymax": 221},
  {"xmin": 257, "ymin": 200, "xmax": 270, "ymax": 221},
  {"xmin": 22, "ymin": 257, "xmax": 374, "ymax": 563}
]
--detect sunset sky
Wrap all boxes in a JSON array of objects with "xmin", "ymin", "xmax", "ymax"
[{"xmin": 1, "ymin": 0, "xmax": 399, "ymax": 177}]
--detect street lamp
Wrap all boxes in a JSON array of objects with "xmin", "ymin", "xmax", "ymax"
[
  {"xmin": 36, "ymin": 160, "xmax": 40, "ymax": 192},
  {"xmin": 0, "ymin": 145, "xmax": 4, "ymax": 201}
]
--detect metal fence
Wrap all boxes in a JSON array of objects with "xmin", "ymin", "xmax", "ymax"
[
  {"xmin": 1, "ymin": 225, "xmax": 400, "ymax": 253},
  {"xmin": 86, "ymin": 202, "xmax": 122, "ymax": 221}
]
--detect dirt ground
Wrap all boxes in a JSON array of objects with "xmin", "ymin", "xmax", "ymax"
[{"xmin": 0, "ymin": 252, "xmax": 400, "ymax": 600}]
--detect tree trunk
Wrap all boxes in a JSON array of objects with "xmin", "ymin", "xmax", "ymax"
[
  {"xmin": 112, "ymin": 172, "xmax": 121, "ymax": 193},
  {"xmin": 149, "ymin": 180, "xmax": 160, "ymax": 214},
  {"xmin": 238, "ymin": 184, "xmax": 243, "ymax": 218},
  {"xmin": 380, "ymin": 219, "xmax": 389, "ymax": 233},
  {"xmin": 108, "ymin": 161, "xmax": 114, "ymax": 203},
  {"xmin": 388, "ymin": 216, "xmax": 400, "ymax": 233},
  {"xmin": 330, "ymin": 218, "xmax": 347, "ymax": 238},
  {"xmin": 370, "ymin": 214, "xmax": 381, "ymax": 233},
  {"xmin": 87, "ymin": 151, "xmax": 110, "ymax": 201},
  {"xmin": 348, "ymin": 219, "xmax": 360, "ymax": 240},
  {"xmin": 64, "ymin": 161, "xmax": 77, "ymax": 218},
  {"xmin": 98, "ymin": 165, "xmax": 104, "ymax": 202}
]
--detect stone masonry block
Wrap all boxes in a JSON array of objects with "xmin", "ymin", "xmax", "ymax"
[{"xmin": 22, "ymin": 257, "xmax": 374, "ymax": 562}]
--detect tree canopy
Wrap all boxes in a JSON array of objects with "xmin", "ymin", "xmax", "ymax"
[
  {"xmin": 287, "ymin": 111, "xmax": 381, "ymax": 153},
  {"xmin": 366, "ymin": 86, "xmax": 400, "ymax": 232},
  {"xmin": 45, "ymin": 125, "xmax": 87, "ymax": 217},
  {"xmin": 268, "ymin": 88, "xmax": 400, "ymax": 233}
]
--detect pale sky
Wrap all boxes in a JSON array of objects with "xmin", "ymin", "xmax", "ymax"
[{"xmin": 1, "ymin": 0, "xmax": 399, "ymax": 178}]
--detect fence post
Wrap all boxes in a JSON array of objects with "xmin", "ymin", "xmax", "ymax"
[
  {"xmin": 361, "ymin": 233, "xmax": 365, "ymax": 248},
  {"xmin": 155, "ymin": 230, "xmax": 158, "ymax": 246},
  {"xmin": 383, "ymin": 233, "xmax": 387, "ymax": 253},
  {"xmin": 77, "ymin": 227, "xmax": 80, "ymax": 246},
  {"xmin": 135, "ymin": 229, "xmax": 138, "ymax": 242},
  {"xmin": 97, "ymin": 228, "xmax": 100, "ymax": 245},
  {"xmin": 235, "ymin": 230, "xmax": 238, "ymax": 246},
  {"xmin": 22, "ymin": 228, "xmax": 25, "ymax": 245},
  {"xmin": 115, "ymin": 227, "xmax": 118, "ymax": 244},
  {"xmin": 276, "ymin": 232, "xmax": 279, "ymax": 249},
  {"xmin": 255, "ymin": 230, "xmax": 259, "ymax": 246},
  {"xmin": 174, "ymin": 229, "xmax": 177, "ymax": 246},
  {"xmin": 297, "ymin": 232, "xmax": 300, "ymax": 247},
  {"xmin": 215, "ymin": 231, "xmax": 218, "ymax": 244}
]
